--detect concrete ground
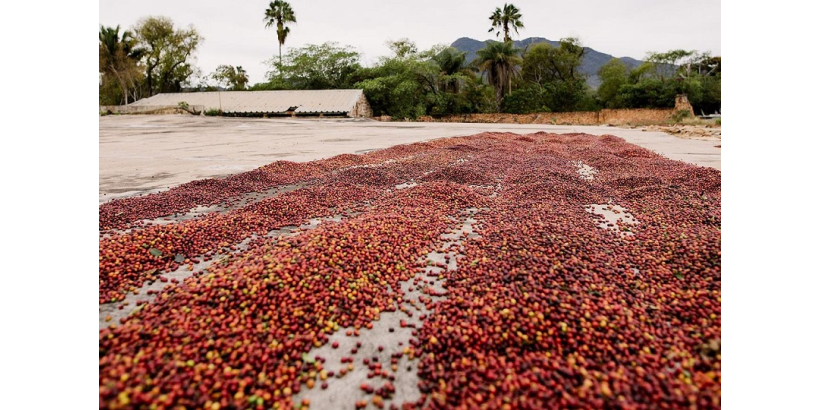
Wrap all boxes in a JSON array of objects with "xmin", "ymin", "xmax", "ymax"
[{"xmin": 99, "ymin": 115, "xmax": 720, "ymax": 203}]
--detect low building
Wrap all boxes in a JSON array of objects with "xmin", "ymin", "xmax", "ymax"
[{"xmin": 123, "ymin": 89, "xmax": 372, "ymax": 118}]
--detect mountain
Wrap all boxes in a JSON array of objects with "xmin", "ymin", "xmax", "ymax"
[{"xmin": 451, "ymin": 37, "xmax": 644, "ymax": 89}]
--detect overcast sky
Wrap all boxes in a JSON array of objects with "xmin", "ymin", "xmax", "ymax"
[{"xmin": 99, "ymin": 0, "xmax": 721, "ymax": 86}]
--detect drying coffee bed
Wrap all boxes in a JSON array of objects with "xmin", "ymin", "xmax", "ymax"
[{"xmin": 99, "ymin": 132, "xmax": 720, "ymax": 409}]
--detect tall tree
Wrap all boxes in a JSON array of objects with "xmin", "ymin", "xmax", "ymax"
[
  {"xmin": 489, "ymin": 3, "xmax": 524, "ymax": 42},
  {"xmin": 133, "ymin": 16, "xmax": 203, "ymax": 95},
  {"xmin": 99, "ymin": 25, "xmax": 144, "ymax": 105},
  {"xmin": 475, "ymin": 41, "xmax": 522, "ymax": 110},
  {"xmin": 264, "ymin": 0, "xmax": 297, "ymax": 68}
]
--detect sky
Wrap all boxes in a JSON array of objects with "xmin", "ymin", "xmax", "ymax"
[{"xmin": 99, "ymin": 0, "xmax": 721, "ymax": 86}]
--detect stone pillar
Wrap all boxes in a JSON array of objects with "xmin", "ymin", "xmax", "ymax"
[{"xmin": 675, "ymin": 94, "xmax": 695, "ymax": 116}]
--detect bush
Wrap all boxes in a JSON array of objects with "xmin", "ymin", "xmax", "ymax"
[
  {"xmin": 670, "ymin": 109, "xmax": 692, "ymax": 122},
  {"xmin": 501, "ymin": 86, "xmax": 549, "ymax": 114}
]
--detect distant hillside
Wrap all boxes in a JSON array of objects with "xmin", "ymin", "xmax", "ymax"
[{"xmin": 451, "ymin": 37, "xmax": 643, "ymax": 89}]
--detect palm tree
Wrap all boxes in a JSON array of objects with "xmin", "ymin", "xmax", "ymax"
[
  {"xmin": 475, "ymin": 41, "xmax": 522, "ymax": 110},
  {"xmin": 263, "ymin": 0, "xmax": 297, "ymax": 68},
  {"xmin": 488, "ymin": 3, "xmax": 524, "ymax": 42},
  {"xmin": 433, "ymin": 48, "xmax": 470, "ymax": 94},
  {"xmin": 235, "ymin": 66, "xmax": 249, "ymax": 90},
  {"xmin": 99, "ymin": 25, "xmax": 144, "ymax": 104}
]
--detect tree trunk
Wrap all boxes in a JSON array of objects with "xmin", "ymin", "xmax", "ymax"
[
  {"xmin": 146, "ymin": 62, "xmax": 154, "ymax": 96},
  {"xmin": 109, "ymin": 65, "xmax": 129, "ymax": 105}
]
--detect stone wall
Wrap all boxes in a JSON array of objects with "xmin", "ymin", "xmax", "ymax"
[
  {"xmin": 350, "ymin": 94, "xmax": 373, "ymax": 118},
  {"xmin": 417, "ymin": 108, "xmax": 677, "ymax": 126},
  {"xmin": 411, "ymin": 94, "xmax": 697, "ymax": 125},
  {"xmin": 598, "ymin": 108, "xmax": 678, "ymax": 125},
  {"xmin": 100, "ymin": 105, "xmax": 205, "ymax": 115}
]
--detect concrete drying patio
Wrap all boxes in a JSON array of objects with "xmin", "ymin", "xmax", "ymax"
[{"xmin": 99, "ymin": 115, "xmax": 720, "ymax": 203}]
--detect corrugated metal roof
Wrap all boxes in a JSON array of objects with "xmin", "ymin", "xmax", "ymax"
[{"xmin": 129, "ymin": 89, "xmax": 364, "ymax": 114}]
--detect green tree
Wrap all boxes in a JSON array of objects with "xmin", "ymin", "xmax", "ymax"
[
  {"xmin": 592, "ymin": 49, "xmax": 720, "ymax": 113},
  {"xmin": 211, "ymin": 65, "xmax": 249, "ymax": 90},
  {"xmin": 690, "ymin": 55, "xmax": 721, "ymax": 77},
  {"xmin": 597, "ymin": 58, "xmax": 629, "ymax": 108},
  {"xmin": 99, "ymin": 25, "xmax": 144, "ymax": 105},
  {"xmin": 520, "ymin": 38, "xmax": 585, "ymax": 85},
  {"xmin": 489, "ymin": 3, "xmax": 524, "ymax": 42},
  {"xmin": 352, "ymin": 45, "xmax": 435, "ymax": 119},
  {"xmin": 433, "ymin": 47, "xmax": 470, "ymax": 94},
  {"xmin": 133, "ymin": 16, "xmax": 203, "ymax": 95},
  {"xmin": 634, "ymin": 49, "xmax": 719, "ymax": 111},
  {"xmin": 502, "ymin": 38, "xmax": 591, "ymax": 113},
  {"xmin": 352, "ymin": 44, "xmax": 492, "ymax": 118},
  {"xmin": 266, "ymin": 42, "xmax": 361, "ymax": 90},
  {"xmin": 616, "ymin": 79, "xmax": 678, "ymax": 108},
  {"xmin": 475, "ymin": 41, "xmax": 522, "ymax": 110},
  {"xmin": 501, "ymin": 86, "xmax": 548, "ymax": 114},
  {"xmin": 682, "ymin": 53, "xmax": 720, "ymax": 114},
  {"xmin": 264, "ymin": 0, "xmax": 297, "ymax": 68},
  {"xmin": 645, "ymin": 49, "xmax": 695, "ymax": 82},
  {"xmin": 692, "ymin": 73, "xmax": 720, "ymax": 114}
]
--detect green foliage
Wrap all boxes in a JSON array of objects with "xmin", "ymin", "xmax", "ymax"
[
  {"xmin": 489, "ymin": 3, "xmax": 524, "ymax": 42},
  {"xmin": 354, "ymin": 58, "xmax": 431, "ymax": 119},
  {"xmin": 521, "ymin": 39, "xmax": 585, "ymax": 85},
  {"xmin": 204, "ymin": 108, "xmax": 221, "ymax": 116},
  {"xmin": 597, "ymin": 59, "xmax": 629, "ymax": 108},
  {"xmin": 682, "ymin": 54, "xmax": 721, "ymax": 114},
  {"xmin": 645, "ymin": 49, "xmax": 695, "ymax": 81},
  {"xmin": 429, "ymin": 76, "xmax": 493, "ymax": 115},
  {"xmin": 99, "ymin": 25, "xmax": 145, "ymax": 105},
  {"xmin": 615, "ymin": 79, "xmax": 678, "ymax": 108},
  {"xmin": 628, "ymin": 62, "xmax": 654, "ymax": 83},
  {"xmin": 266, "ymin": 42, "xmax": 361, "ymax": 90},
  {"xmin": 211, "ymin": 65, "xmax": 249, "ymax": 90},
  {"xmin": 671, "ymin": 109, "xmax": 692, "ymax": 122},
  {"xmin": 501, "ymin": 86, "xmax": 549, "ymax": 114},
  {"xmin": 575, "ymin": 89, "xmax": 601, "ymax": 112},
  {"xmin": 502, "ymin": 80, "xmax": 593, "ymax": 114},
  {"xmin": 597, "ymin": 49, "xmax": 721, "ymax": 113},
  {"xmin": 504, "ymin": 38, "xmax": 590, "ymax": 113},
  {"xmin": 352, "ymin": 42, "xmax": 493, "ymax": 119},
  {"xmin": 387, "ymin": 38, "xmax": 419, "ymax": 58},
  {"xmin": 177, "ymin": 101, "xmax": 190, "ymax": 110},
  {"xmin": 688, "ymin": 74, "xmax": 720, "ymax": 114},
  {"xmin": 99, "ymin": 76, "xmax": 126, "ymax": 106}
]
